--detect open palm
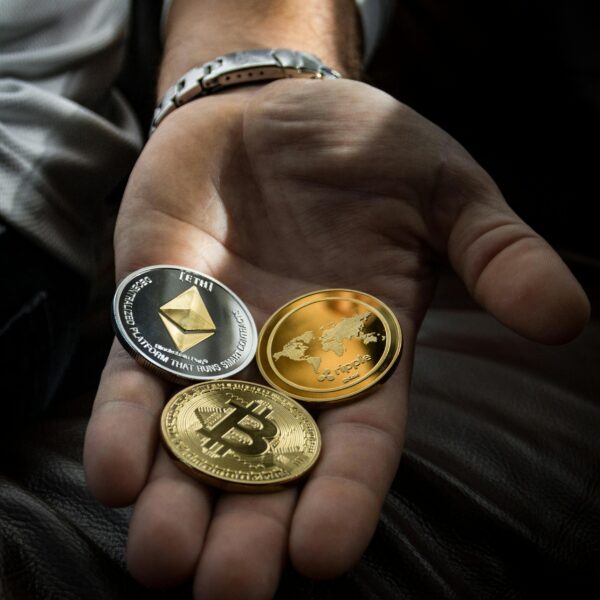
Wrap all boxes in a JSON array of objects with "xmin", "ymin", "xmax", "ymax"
[{"xmin": 84, "ymin": 79, "xmax": 588, "ymax": 599}]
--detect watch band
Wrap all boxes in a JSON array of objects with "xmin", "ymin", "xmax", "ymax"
[{"xmin": 150, "ymin": 48, "xmax": 342, "ymax": 135}]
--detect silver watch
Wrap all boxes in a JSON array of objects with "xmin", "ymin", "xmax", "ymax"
[{"xmin": 150, "ymin": 48, "xmax": 341, "ymax": 135}]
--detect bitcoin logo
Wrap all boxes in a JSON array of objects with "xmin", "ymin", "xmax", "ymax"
[
  {"xmin": 161, "ymin": 381, "xmax": 321, "ymax": 492},
  {"xmin": 194, "ymin": 394, "xmax": 278, "ymax": 457}
]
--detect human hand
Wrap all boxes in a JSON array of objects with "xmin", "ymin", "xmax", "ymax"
[{"xmin": 84, "ymin": 79, "xmax": 589, "ymax": 598}]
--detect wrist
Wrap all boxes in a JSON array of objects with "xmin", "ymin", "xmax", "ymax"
[
  {"xmin": 151, "ymin": 50, "xmax": 340, "ymax": 134},
  {"xmin": 158, "ymin": 0, "xmax": 361, "ymax": 97}
]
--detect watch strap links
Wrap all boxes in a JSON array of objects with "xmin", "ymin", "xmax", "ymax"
[{"xmin": 151, "ymin": 48, "xmax": 341, "ymax": 135}]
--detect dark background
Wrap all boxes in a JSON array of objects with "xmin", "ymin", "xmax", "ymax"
[{"xmin": 1, "ymin": 2, "xmax": 598, "ymax": 598}]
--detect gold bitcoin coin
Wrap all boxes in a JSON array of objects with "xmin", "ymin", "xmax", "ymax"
[
  {"xmin": 257, "ymin": 289, "xmax": 402, "ymax": 407},
  {"xmin": 161, "ymin": 380, "xmax": 321, "ymax": 492}
]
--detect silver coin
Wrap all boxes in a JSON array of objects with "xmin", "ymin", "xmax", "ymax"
[{"xmin": 112, "ymin": 265, "xmax": 257, "ymax": 383}]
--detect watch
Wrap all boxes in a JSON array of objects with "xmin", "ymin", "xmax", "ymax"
[{"xmin": 150, "ymin": 48, "xmax": 341, "ymax": 135}]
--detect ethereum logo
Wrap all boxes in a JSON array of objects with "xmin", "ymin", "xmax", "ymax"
[{"xmin": 159, "ymin": 286, "xmax": 216, "ymax": 352}]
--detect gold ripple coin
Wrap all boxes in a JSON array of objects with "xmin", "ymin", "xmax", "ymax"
[
  {"xmin": 257, "ymin": 289, "xmax": 402, "ymax": 407},
  {"xmin": 161, "ymin": 380, "xmax": 321, "ymax": 492}
]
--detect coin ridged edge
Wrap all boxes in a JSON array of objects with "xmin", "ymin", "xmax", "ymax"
[
  {"xmin": 256, "ymin": 288, "xmax": 403, "ymax": 407},
  {"xmin": 111, "ymin": 264, "xmax": 258, "ymax": 383},
  {"xmin": 160, "ymin": 380, "xmax": 322, "ymax": 492}
]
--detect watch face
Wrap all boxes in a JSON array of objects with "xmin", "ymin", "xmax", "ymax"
[{"xmin": 112, "ymin": 265, "xmax": 257, "ymax": 384}]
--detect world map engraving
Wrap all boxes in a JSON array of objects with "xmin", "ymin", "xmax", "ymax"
[{"xmin": 273, "ymin": 312, "xmax": 381, "ymax": 373}]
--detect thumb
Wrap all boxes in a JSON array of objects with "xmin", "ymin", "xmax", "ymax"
[{"xmin": 435, "ymin": 151, "xmax": 590, "ymax": 344}]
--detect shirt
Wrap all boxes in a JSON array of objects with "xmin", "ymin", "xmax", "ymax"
[{"xmin": 0, "ymin": 0, "xmax": 391, "ymax": 275}]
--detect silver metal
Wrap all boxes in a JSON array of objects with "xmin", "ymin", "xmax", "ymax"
[
  {"xmin": 112, "ymin": 265, "xmax": 258, "ymax": 384},
  {"xmin": 150, "ymin": 48, "xmax": 342, "ymax": 135}
]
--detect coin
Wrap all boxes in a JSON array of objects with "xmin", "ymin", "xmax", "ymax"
[
  {"xmin": 257, "ymin": 289, "xmax": 402, "ymax": 406},
  {"xmin": 112, "ymin": 265, "xmax": 257, "ymax": 384},
  {"xmin": 161, "ymin": 380, "xmax": 321, "ymax": 492}
]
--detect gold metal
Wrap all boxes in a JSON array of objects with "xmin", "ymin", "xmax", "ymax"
[
  {"xmin": 161, "ymin": 380, "xmax": 321, "ymax": 492},
  {"xmin": 159, "ymin": 285, "xmax": 216, "ymax": 352},
  {"xmin": 257, "ymin": 289, "xmax": 402, "ymax": 407}
]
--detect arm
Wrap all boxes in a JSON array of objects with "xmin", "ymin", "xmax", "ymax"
[
  {"xmin": 159, "ymin": 0, "xmax": 363, "ymax": 92},
  {"xmin": 84, "ymin": 2, "xmax": 589, "ymax": 599}
]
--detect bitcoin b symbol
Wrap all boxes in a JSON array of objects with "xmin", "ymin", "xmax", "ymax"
[{"xmin": 195, "ymin": 395, "xmax": 278, "ymax": 457}]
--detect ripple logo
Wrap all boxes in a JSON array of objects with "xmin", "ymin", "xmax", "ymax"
[{"xmin": 317, "ymin": 369, "xmax": 335, "ymax": 382}]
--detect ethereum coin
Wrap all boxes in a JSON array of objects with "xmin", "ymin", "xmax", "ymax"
[
  {"xmin": 112, "ymin": 265, "xmax": 257, "ymax": 383},
  {"xmin": 161, "ymin": 380, "xmax": 321, "ymax": 492},
  {"xmin": 257, "ymin": 289, "xmax": 402, "ymax": 407}
]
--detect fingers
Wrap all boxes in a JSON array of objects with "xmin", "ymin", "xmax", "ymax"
[
  {"xmin": 246, "ymin": 80, "xmax": 589, "ymax": 344},
  {"xmin": 89, "ymin": 339, "xmax": 295, "ymax": 597},
  {"xmin": 84, "ymin": 339, "xmax": 169, "ymax": 506},
  {"xmin": 289, "ymin": 349, "xmax": 412, "ymax": 579},
  {"xmin": 193, "ymin": 489, "xmax": 297, "ymax": 600},
  {"xmin": 440, "ymin": 168, "xmax": 590, "ymax": 343},
  {"xmin": 127, "ymin": 446, "xmax": 213, "ymax": 588}
]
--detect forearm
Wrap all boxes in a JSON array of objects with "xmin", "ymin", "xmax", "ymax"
[{"xmin": 159, "ymin": 0, "xmax": 362, "ymax": 96}]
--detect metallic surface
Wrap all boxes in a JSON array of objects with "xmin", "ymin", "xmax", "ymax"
[
  {"xmin": 150, "ymin": 48, "xmax": 342, "ymax": 134},
  {"xmin": 161, "ymin": 380, "xmax": 321, "ymax": 492},
  {"xmin": 112, "ymin": 265, "xmax": 256, "ymax": 384},
  {"xmin": 257, "ymin": 289, "xmax": 402, "ymax": 406}
]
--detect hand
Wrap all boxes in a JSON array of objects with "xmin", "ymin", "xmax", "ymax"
[{"xmin": 83, "ymin": 79, "xmax": 589, "ymax": 598}]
